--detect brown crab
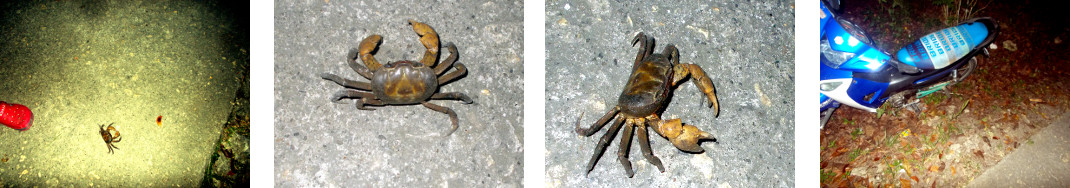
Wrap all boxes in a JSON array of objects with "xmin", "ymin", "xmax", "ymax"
[
  {"xmin": 576, "ymin": 32, "xmax": 720, "ymax": 177},
  {"xmin": 99, "ymin": 123, "xmax": 122, "ymax": 154},
  {"xmin": 320, "ymin": 20, "xmax": 472, "ymax": 136}
]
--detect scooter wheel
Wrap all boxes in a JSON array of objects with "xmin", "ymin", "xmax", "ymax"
[{"xmin": 952, "ymin": 57, "xmax": 978, "ymax": 84}]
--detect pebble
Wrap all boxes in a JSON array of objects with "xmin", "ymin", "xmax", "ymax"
[{"xmin": 1002, "ymin": 40, "xmax": 1017, "ymax": 51}]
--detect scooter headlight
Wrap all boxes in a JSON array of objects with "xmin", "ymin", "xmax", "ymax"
[
  {"xmin": 821, "ymin": 39, "xmax": 855, "ymax": 69},
  {"xmin": 820, "ymin": 81, "xmax": 843, "ymax": 92}
]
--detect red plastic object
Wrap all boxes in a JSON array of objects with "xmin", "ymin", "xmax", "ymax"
[{"xmin": 0, "ymin": 101, "xmax": 33, "ymax": 131}]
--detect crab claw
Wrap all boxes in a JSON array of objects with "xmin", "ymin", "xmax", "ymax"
[
  {"xmin": 358, "ymin": 35, "xmax": 384, "ymax": 71},
  {"xmin": 408, "ymin": 20, "xmax": 440, "ymax": 66},
  {"xmin": 653, "ymin": 119, "xmax": 715, "ymax": 153}
]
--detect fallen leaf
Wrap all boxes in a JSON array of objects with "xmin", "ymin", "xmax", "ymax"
[
  {"xmin": 911, "ymin": 176, "xmax": 919, "ymax": 182},
  {"xmin": 831, "ymin": 147, "xmax": 848, "ymax": 158},
  {"xmin": 952, "ymin": 166, "xmax": 956, "ymax": 175},
  {"xmin": 900, "ymin": 178, "xmax": 913, "ymax": 188},
  {"xmin": 1029, "ymin": 98, "xmax": 1043, "ymax": 102},
  {"xmin": 929, "ymin": 165, "xmax": 939, "ymax": 172}
]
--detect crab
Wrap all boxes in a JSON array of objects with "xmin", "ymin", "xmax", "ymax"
[
  {"xmin": 99, "ymin": 123, "xmax": 122, "ymax": 154},
  {"xmin": 320, "ymin": 20, "xmax": 472, "ymax": 136},
  {"xmin": 575, "ymin": 32, "xmax": 720, "ymax": 177}
]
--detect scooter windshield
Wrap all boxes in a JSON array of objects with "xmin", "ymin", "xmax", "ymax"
[{"xmin": 821, "ymin": 18, "xmax": 890, "ymax": 72}]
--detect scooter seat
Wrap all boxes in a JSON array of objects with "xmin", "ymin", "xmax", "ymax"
[{"xmin": 895, "ymin": 19, "xmax": 994, "ymax": 71}]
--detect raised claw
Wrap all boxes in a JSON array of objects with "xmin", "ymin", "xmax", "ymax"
[
  {"xmin": 409, "ymin": 20, "xmax": 440, "ymax": 67},
  {"xmin": 106, "ymin": 123, "xmax": 122, "ymax": 143},
  {"xmin": 673, "ymin": 64, "xmax": 720, "ymax": 117},
  {"xmin": 358, "ymin": 35, "xmax": 384, "ymax": 71}
]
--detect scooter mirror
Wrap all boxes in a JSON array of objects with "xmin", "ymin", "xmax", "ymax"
[{"xmin": 822, "ymin": 0, "xmax": 842, "ymax": 13}]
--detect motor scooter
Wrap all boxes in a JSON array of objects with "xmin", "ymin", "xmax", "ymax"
[{"xmin": 818, "ymin": 1, "xmax": 999, "ymax": 128}]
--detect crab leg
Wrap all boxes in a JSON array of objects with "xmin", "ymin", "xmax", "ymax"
[
  {"xmin": 584, "ymin": 117, "xmax": 625, "ymax": 176},
  {"xmin": 355, "ymin": 98, "xmax": 385, "ymax": 110},
  {"xmin": 437, "ymin": 63, "xmax": 468, "ymax": 85},
  {"xmin": 421, "ymin": 102, "xmax": 459, "ymax": 136},
  {"xmin": 637, "ymin": 123, "xmax": 665, "ymax": 172},
  {"xmin": 358, "ymin": 35, "xmax": 384, "ymax": 71},
  {"xmin": 576, "ymin": 106, "xmax": 620, "ymax": 136},
  {"xmin": 672, "ymin": 63, "xmax": 720, "ymax": 116},
  {"xmin": 665, "ymin": 45, "xmax": 680, "ymax": 64},
  {"xmin": 430, "ymin": 92, "xmax": 473, "ymax": 104},
  {"xmin": 409, "ymin": 20, "xmax": 441, "ymax": 67},
  {"xmin": 330, "ymin": 90, "xmax": 383, "ymax": 110},
  {"xmin": 617, "ymin": 119, "xmax": 636, "ymax": 178},
  {"xmin": 320, "ymin": 73, "xmax": 373, "ymax": 91},
  {"xmin": 434, "ymin": 42, "xmax": 459, "ymax": 76},
  {"xmin": 631, "ymin": 32, "xmax": 654, "ymax": 68},
  {"xmin": 346, "ymin": 48, "xmax": 374, "ymax": 79}
]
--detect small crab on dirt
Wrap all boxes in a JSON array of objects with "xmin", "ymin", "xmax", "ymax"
[
  {"xmin": 576, "ymin": 33, "xmax": 720, "ymax": 178},
  {"xmin": 99, "ymin": 123, "xmax": 122, "ymax": 154},
  {"xmin": 320, "ymin": 20, "xmax": 473, "ymax": 136}
]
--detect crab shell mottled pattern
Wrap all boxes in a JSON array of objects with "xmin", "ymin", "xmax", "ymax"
[
  {"xmin": 371, "ymin": 60, "xmax": 439, "ymax": 104},
  {"xmin": 617, "ymin": 53, "xmax": 675, "ymax": 117},
  {"xmin": 99, "ymin": 127, "xmax": 111, "ymax": 141}
]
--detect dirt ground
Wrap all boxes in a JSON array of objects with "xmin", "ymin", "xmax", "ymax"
[{"xmin": 820, "ymin": 0, "xmax": 1070, "ymax": 187}]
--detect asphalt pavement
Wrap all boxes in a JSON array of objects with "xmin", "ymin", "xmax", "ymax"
[
  {"xmin": 966, "ymin": 112, "xmax": 1070, "ymax": 187},
  {"xmin": 273, "ymin": 0, "xmax": 524, "ymax": 187}
]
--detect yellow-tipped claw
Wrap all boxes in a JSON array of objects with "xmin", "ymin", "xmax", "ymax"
[
  {"xmin": 653, "ymin": 118, "xmax": 715, "ymax": 153},
  {"xmin": 408, "ymin": 20, "xmax": 440, "ymax": 66},
  {"xmin": 358, "ymin": 35, "xmax": 383, "ymax": 71}
]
